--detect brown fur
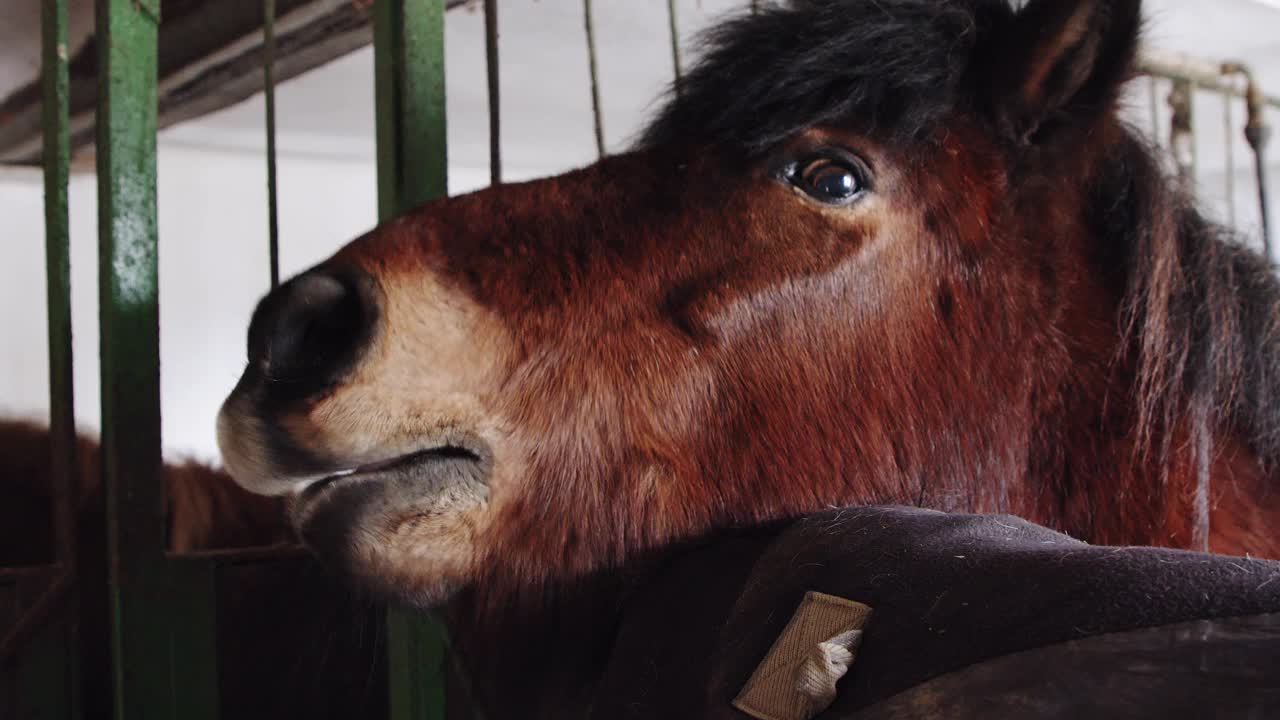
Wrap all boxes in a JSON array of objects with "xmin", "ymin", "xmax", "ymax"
[{"xmin": 0, "ymin": 418, "xmax": 290, "ymax": 565}]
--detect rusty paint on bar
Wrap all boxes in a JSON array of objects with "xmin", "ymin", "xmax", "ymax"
[
  {"xmin": 1168, "ymin": 79, "xmax": 1196, "ymax": 193},
  {"xmin": 1140, "ymin": 49, "xmax": 1280, "ymax": 110}
]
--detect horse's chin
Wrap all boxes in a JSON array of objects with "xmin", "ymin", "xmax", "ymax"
[{"xmin": 291, "ymin": 448, "xmax": 491, "ymax": 608}]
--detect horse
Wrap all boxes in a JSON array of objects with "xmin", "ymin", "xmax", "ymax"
[
  {"xmin": 216, "ymin": 0, "xmax": 1280, "ymax": 714},
  {"xmin": 0, "ymin": 418, "xmax": 290, "ymax": 563}
]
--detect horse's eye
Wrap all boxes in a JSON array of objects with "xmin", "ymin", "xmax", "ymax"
[{"xmin": 788, "ymin": 155, "xmax": 867, "ymax": 205}]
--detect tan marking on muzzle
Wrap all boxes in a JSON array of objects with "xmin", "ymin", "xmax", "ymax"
[{"xmin": 219, "ymin": 261, "xmax": 515, "ymax": 497}]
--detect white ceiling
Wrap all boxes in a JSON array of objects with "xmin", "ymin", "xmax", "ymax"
[
  {"xmin": 160, "ymin": 0, "xmax": 1280, "ymax": 187},
  {"xmin": 0, "ymin": 1, "xmax": 95, "ymax": 104},
  {"xmin": 162, "ymin": 0, "xmax": 743, "ymax": 179}
]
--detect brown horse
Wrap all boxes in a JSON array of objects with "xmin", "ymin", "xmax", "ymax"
[
  {"xmin": 219, "ymin": 0, "xmax": 1280, "ymax": 630},
  {"xmin": 0, "ymin": 418, "xmax": 290, "ymax": 563}
]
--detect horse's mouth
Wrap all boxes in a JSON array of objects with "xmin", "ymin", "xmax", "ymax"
[
  {"xmin": 290, "ymin": 441, "xmax": 492, "ymax": 539},
  {"xmin": 299, "ymin": 445, "xmax": 482, "ymax": 501}
]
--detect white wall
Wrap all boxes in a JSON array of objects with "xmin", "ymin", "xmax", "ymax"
[
  {"xmin": 1, "ymin": 0, "xmax": 1278, "ymax": 463},
  {"xmin": 0, "ymin": 146, "xmax": 376, "ymax": 460}
]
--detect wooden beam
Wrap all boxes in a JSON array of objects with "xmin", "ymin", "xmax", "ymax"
[{"xmin": 0, "ymin": 0, "xmax": 468, "ymax": 164}]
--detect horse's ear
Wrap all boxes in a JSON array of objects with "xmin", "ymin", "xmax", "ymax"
[{"xmin": 982, "ymin": 0, "xmax": 1142, "ymax": 143}]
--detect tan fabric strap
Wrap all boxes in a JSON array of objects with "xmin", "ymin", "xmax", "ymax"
[{"xmin": 733, "ymin": 591, "xmax": 873, "ymax": 720}]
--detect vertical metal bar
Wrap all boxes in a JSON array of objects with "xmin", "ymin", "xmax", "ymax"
[
  {"xmin": 1191, "ymin": 400, "xmax": 1211, "ymax": 553},
  {"xmin": 95, "ymin": 0, "xmax": 173, "ymax": 718},
  {"xmin": 42, "ymin": 0, "xmax": 80, "ymax": 712},
  {"xmin": 165, "ymin": 559, "xmax": 220, "ymax": 717},
  {"xmin": 264, "ymin": 0, "xmax": 281, "ymax": 288},
  {"xmin": 1169, "ymin": 79, "xmax": 1196, "ymax": 194},
  {"xmin": 375, "ymin": 0, "xmax": 448, "ymax": 220},
  {"xmin": 1225, "ymin": 90, "xmax": 1237, "ymax": 228},
  {"xmin": 373, "ymin": 0, "xmax": 399, "ymax": 222},
  {"xmin": 373, "ymin": 1, "xmax": 450, "ymax": 718},
  {"xmin": 484, "ymin": 0, "xmax": 501, "ymax": 185},
  {"xmin": 751, "ymin": 0, "xmax": 760, "ymax": 14},
  {"xmin": 1251, "ymin": 132, "xmax": 1273, "ymax": 256},
  {"xmin": 13, "ymin": 618, "xmax": 75, "ymax": 720},
  {"xmin": 1221, "ymin": 63, "xmax": 1273, "ymax": 255},
  {"xmin": 1243, "ymin": 84, "xmax": 1272, "ymax": 255},
  {"xmin": 44, "ymin": 0, "xmax": 77, "ymax": 588},
  {"xmin": 1148, "ymin": 76, "xmax": 1161, "ymax": 148},
  {"xmin": 386, "ymin": 618, "xmax": 449, "ymax": 720},
  {"xmin": 583, "ymin": 0, "xmax": 606, "ymax": 158},
  {"xmin": 666, "ymin": 0, "xmax": 683, "ymax": 97}
]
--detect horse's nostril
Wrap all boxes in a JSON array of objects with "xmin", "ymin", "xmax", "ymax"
[{"xmin": 248, "ymin": 269, "xmax": 373, "ymax": 384}]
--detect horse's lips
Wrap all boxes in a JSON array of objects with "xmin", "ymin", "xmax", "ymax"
[{"xmin": 291, "ymin": 446, "xmax": 484, "ymax": 524}]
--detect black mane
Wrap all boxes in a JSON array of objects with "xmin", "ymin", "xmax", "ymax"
[
  {"xmin": 1105, "ymin": 132, "xmax": 1280, "ymax": 471},
  {"xmin": 640, "ymin": 0, "xmax": 1008, "ymax": 150}
]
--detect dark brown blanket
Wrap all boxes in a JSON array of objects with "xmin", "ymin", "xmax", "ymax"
[{"xmin": 583, "ymin": 507, "xmax": 1280, "ymax": 719}]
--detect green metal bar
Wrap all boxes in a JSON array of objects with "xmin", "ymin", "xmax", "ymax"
[
  {"xmin": 13, "ymin": 612, "xmax": 75, "ymax": 720},
  {"xmin": 484, "ymin": 0, "xmax": 501, "ymax": 185},
  {"xmin": 44, "ymin": 0, "xmax": 76, "ymax": 569},
  {"xmin": 375, "ymin": 0, "xmax": 448, "ymax": 221},
  {"xmin": 396, "ymin": 0, "xmax": 447, "ymax": 211},
  {"xmin": 264, "ymin": 0, "xmax": 281, "ymax": 288},
  {"xmin": 94, "ymin": 1, "xmax": 175, "ymax": 718},
  {"xmin": 666, "ymin": 0, "xmax": 683, "ymax": 97},
  {"xmin": 373, "ymin": 1, "xmax": 451, "ymax": 718},
  {"xmin": 166, "ymin": 559, "xmax": 220, "ymax": 717},
  {"xmin": 42, "ymin": 0, "xmax": 81, "ymax": 711},
  {"xmin": 373, "ymin": 0, "xmax": 399, "ymax": 223},
  {"xmin": 0, "ymin": 571, "xmax": 73, "ymax": 707},
  {"xmin": 387, "ymin": 615, "xmax": 449, "ymax": 720},
  {"xmin": 583, "ymin": 0, "xmax": 606, "ymax": 158}
]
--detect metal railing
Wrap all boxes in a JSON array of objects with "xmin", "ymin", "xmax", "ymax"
[{"xmin": 1138, "ymin": 49, "xmax": 1277, "ymax": 254}]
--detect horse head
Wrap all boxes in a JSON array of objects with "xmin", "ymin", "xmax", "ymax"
[{"xmin": 218, "ymin": 0, "xmax": 1280, "ymax": 610}]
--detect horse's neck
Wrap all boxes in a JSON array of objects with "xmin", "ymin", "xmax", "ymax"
[
  {"xmin": 444, "ymin": 583, "xmax": 624, "ymax": 718},
  {"xmin": 1035, "ymin": 157, "xmax": 1280, "ymax": 556},
  {"xmin": 1030, "ymin": 349, "xmax": 1280, "ymax": 556},
  {"xmin": 445, "ymin": 530, "xmax": 776, "ymax": 718},
  {"xmin": 1202, "ymin": 433, "xmax": 1280, "ymax": 557}
]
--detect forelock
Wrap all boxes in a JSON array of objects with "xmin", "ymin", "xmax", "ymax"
[{"xmin": 639, "ymin": 0, "xmax": 1012, "ymax": 151}]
